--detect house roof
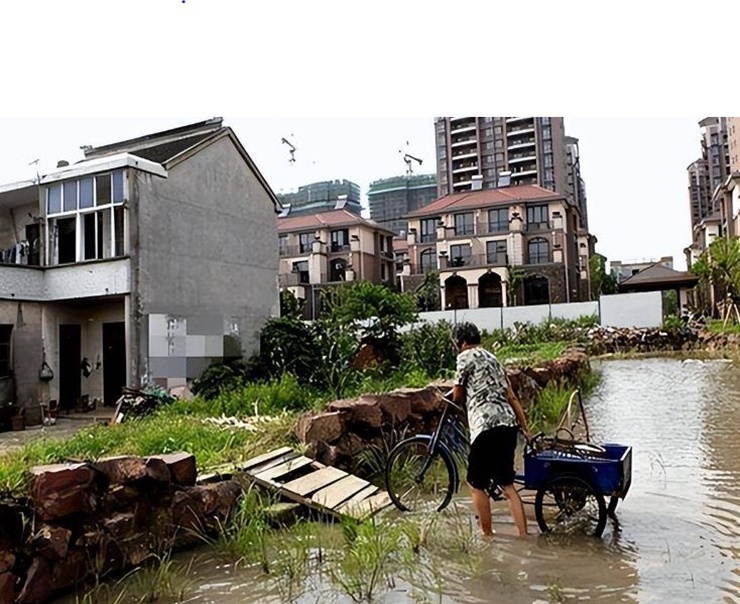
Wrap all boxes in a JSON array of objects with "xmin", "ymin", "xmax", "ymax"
[
  {"xmin": 405, "ymin": 184, "xmax": 563, "ymax": 218},
  {"xmin": 618, "ymin": 263, "xmax": 699, "ymax": 291},
  {"xmin": 278, "ymin": 209, "xmax": 395, "ymax": 235}
]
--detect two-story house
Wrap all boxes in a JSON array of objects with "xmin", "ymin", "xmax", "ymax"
[
  {"xmin": 278, "ymin": 209, "xmax": 396, "ymax": 317},
  {"xmin": 0, "ymin": 119, "xmax": 280, "ymax": 422},
  {"xmin": 401, "ymin": 183, "xmax": 593, "ymax": 309}
]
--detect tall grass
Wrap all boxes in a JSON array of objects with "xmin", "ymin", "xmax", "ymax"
[{"xmin": 528, "ymin": 370, "xmax": 601, "ymax": 433}]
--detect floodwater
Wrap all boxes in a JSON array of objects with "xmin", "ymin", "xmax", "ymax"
[{"xmin": 61, "ymin": 357, "xmax": 740, "ymax": 603}]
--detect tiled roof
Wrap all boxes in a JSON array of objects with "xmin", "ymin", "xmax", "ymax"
[
  {"xmin": 278, "ymin": 209, "xmax": 394, "ymax": 234},
  {"xmin": 620, "ymin": 263, "xmax": 699, "ymax": 286},
  {"xmin": 406, "ymin": 185, "xmax": 562, "ymax": 218}
]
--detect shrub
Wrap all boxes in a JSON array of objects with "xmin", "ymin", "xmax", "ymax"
[{"xmin": 400, "ymin": 321, "xmax": 456, "ymax": 378}]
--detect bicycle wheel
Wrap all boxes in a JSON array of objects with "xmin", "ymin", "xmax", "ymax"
[
  {"xmin": 535, "ymin": 475, "xmax": 607, "ymax": 537},
  {"xmin": 385, "ymin": 436, "xmax": 457, "ymax": 513}
]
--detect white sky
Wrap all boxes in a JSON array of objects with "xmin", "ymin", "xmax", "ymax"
[{"xmin": 2, "ymin": 0, "xmax": 738, "ymax": 272}]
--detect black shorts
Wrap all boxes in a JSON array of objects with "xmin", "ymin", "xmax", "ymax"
[{"xmin": 467, "ymin": 425, "xmax": 518, "ymax": 490}]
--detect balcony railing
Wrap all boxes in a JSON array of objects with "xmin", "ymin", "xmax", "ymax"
[
  {"xmin": 450, "ymin": 135, "xmax": 478, "ymax": 147},
  {"xmin": 507, "ymin": 138, "xmax": 536, "ymax": 149},
  {"xmin": 441, "ymin": 253, "xmax": 508, "ymax": 270},
  {"xmin": 419, "ymin": 233, "xmax": 437, "ymax": 244},
  {"xmin": 280, "ymin": 245, "xmax": 311, "ymax": 257},
  {"xmin": 479, "ymin": 220, "xmax": 509, "ymax": 234},
  {"xmin": 525, "ymin": 221, "xmax": 550, "ymax": 232},
  {"xmin": 329, "ymin": 243, "xmax": 350, "ymax": 253},
  {"xmin": 507, "ymin": 125, "xmax": 535, "ymax": 136}
]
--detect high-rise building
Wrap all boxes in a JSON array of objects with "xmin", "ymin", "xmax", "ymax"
[
  {"xmin": 687, "ymin": 158, "xmax": 710, "ymax": 229},
  {"xmin": 565, "ymin": 136, "xmax": 588, "ymax": 231},
  {"xmin": 434, "ymin": 117, "xmax": 569, "ymax": 199},
  {"xmin": 276, "ymin": 179, "xmax": 362, "ymax": 216},
  {"xmin": 728, "ymin": 117, "xmax": 740, "ymax": 175},
  {"xmin": 686, "ymin": 118, "xmax": 730, "ymax": 230},
  {"xmin": 367, "ymin": 173, "xmax": 437, "ymax": 235}
]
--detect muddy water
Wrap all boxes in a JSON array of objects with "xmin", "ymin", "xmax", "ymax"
[{"xmin": 64, "ymin": 357, "xmax": 740, "ymax": 603}]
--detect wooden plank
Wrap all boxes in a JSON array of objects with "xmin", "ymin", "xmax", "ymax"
[
  {"xmin": 240, "ymin": 447, "xmax": 294, "ymax": 471},
  {"xmin": 253, "ymin": 456, "xmax": 314, "ymax": 482},
  {"xmin": 334, "ymin": 485, "xmax": 379, "ymax": 513},
  {"xmin": 341, "ymin": 492, "xmax": 393, "ymax": 520},
  {"xmin": 281, "ymin": 466, "xmax": 347, "ymax": 497},
  {"xmin": 311, "ymin": 475, "xmax": 370, "ymax": 509}
]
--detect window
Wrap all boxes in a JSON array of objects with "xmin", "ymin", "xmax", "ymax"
[
  {"xmin": 330, "ymin": 258, "xmax": 347, "ymax": 282},
  {"xmin": 299, "ymin": 233, "xmax": 312, "ymax": 254},
  {"xmin": 292, "ymin": 261, "xmax": 309, "ymax": 283},
  {"xmin": 46, "ymin": 170, "xmax": 127, "ymax": 264},
  {"xmin": 495, "ymin": 139, "xmax": 504, "ymax": 149},
  {"xmin": 449, "ymin": 244, "xmax": 471, "ymax": 267},
  {"xmin": 542, "ymin": 127, "xmax": 552, "ymax": 141},
  {"xmin": 495, "ymin": 152, "xmax": 505, "ymax": 162},
  {"xmin": 543, "ymin": 154, "xmax": 553, "ymax": 168},
  {"xmin": 541, "ymin": 117, "xmax": 551, "ymax": 125},
  {"xmin": 528, "ymin": 238, "xmax": 550, "ymax": 264},
  {"xmin": 0, "ymin": 325, "xmax": 11, "ymax": 378},
  {"xmin": 545, "ymin": 168, "xmax": 554, "ymax": 182},
  {"xmin": 494, "ymin": 126, "xmax": 503, "ymax": 135},
  {"xmin": 279, "ymin": 235, "xmax": 288, "ymax": 255},
  {"xmin": 421, "ymin": 218, "xmax": 438, "ymax": 243},
  {"xmin": 527, "ymin": 204, "xmax": 549, "ymax": 229},
  {"xmin": 485, "ymin": 142, "xmax": 494, "ymax": 150},
  {"xmin": 488, "ymin": 208, "xmax": 508, "ymax": 232},
  {"xmin": 330, "ymin": 229, "xmax": 349, "ymax": 252},
  {"xmin": 484, "ymin": 128, "xmax": 493, "ymax": 137},
  {"xmin": 454, "ymin": 213, "xmax": 474, "ymax": 236},
  {"xmin": 420, "ymin": 248, "xmax": 436, "ymax": 273},
  {"xmin": 485, "ymin": 155, "xmax": 494, "ymax": 164},
  {"xmin": 486, "ymin": 240, "xmax": 507, "ymax": 265}
]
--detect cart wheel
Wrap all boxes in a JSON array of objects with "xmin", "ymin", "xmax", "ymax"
[{"xmin": 535, "ymin": 475, "xmax": 607, "ymax": 537}]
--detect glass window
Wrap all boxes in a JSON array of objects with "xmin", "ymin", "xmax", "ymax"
[
  {"xmin": 528, "ymin": 238, "xmax": 550, "ymax": 264},
  {"xmin": 494, "ymin": 126, "xmax": 502, "ymax": 135},
  {"xmin": 421, "ymin": 218, "xmax": 438, "ymax": 243},
  {"xmin": 420, "ymin": 248, "xmax": 436, "ymax": 273},
  {"xmin": 114, "ymin": 207, "xmax": 125, "ymax": 256},
  {"xmin": 484, "ymin": 128, "xmax": 493, "ymax": 137},
  {"xmin": 543, "ymin": 140, "xmax": 552, "ymax": 152},
  {"xmin": 488, "ymin": 208, "xmax": 508, "ymax": 232},
  {"xmin": 48, "ymin": 185, "xmax": 62, "ymax": 214},
  {"xmin": 96, "ymin": 174, "xmax": 111, "ymax": 206},
  {"xmin": 449, "ymin": 244, "xmax": 471, "ymax": 267},
  {"xmin": 541, "ymin": 117, "xmax": 551, "ymax": 125},
  {"xmin": 542, "ymin": 127, "xmax": 552, "ymax": 141},
  {"xmin": 330, "ymin": 229, "xmax": 349, "ymax": 252},
  {"xmin": 486, "ymin": 240, "xmax": 507, "ymax": 264},
  {"xmin": 112, "ymin": 170, "xmax": 125, "ymax": 204},
  {"xmin": 63, "ymin": 181, "xmax": 77, "ymax": 212},
  {"xmin": 79, "ymin": 178, "xmax": 94, "ymax": 209},
  {"xmin": 454, "ymin": 213, "xmax": 474, "ymax": 236},
  {"xmin": 299, "ymin": 233, "xmax": 312, "ymax": 254},
  {"xmin": 495, "ymin": 152, "xmax": 504, "ymax": 162},
  {"xmin": 544, "ymin": 154, "xmax": 553, "ymax": 167},
  {"xmin": 527, "ymin": 204, "xmax": 549, "ymax": 227}
]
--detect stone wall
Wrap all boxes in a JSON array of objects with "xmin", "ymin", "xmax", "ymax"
[
  {"xmin": 295, "ymin": 349, "xmax": 591, "ymax": 473},
  {"xmin": 0, "ymin": 452, "xmax": 241, "ymax": 604}
]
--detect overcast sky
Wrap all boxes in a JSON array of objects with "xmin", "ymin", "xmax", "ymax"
[{"xmin": 0, "ymin": 116, "xmax": 701, "ymax": 271}]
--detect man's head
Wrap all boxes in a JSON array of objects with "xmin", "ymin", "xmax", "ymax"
[{"xmin": 452, "ymin": 322, "xmax": 481, "ymax": 350}]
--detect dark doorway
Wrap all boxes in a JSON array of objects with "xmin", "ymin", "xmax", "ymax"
[
  {"xmin": 59, "ymin": 324, "xmax": 81, "ymax": 410},
  {"xmin": 524, "ymin": 276, "xmax": 550, "ymax": 306},
  {"xmin": 103, "ymin": 322, "xmax": 126, "ymax": 407},
  {"xmin": 478, "ymin": 272, "xmax": 503, "ymax": 308},
  {"xmin": 445, "ymin": 275, "xmax": 469, "ymax": 309}
]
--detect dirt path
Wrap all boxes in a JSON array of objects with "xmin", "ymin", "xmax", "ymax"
[{"xmin": 0, "ymin": 415, "xmax": 111, "ymax": 455}]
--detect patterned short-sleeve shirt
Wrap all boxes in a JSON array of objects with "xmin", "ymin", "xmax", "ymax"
[{"xmin": 454, "ymin": 346, "xmax": 517, "ymax": 443}]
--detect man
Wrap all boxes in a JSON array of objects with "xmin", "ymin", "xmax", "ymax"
[{"xmin": 451, "ymin": 321, "xmax": 531, "ymax": 538}]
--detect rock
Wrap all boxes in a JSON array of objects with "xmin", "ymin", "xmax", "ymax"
[
  {"xmin": 169, "ymin": 385, "xmax": 194, "ymax": 401},
  {"xmin": 401, "ymin": 387, "xmax": 445, "ymax": 415},
  {"xmin": 103, "ymin": 512, "xmax": 136, "ymax": 540},
  {"xmin": 523, "ymin": 366, "xmax": 552, "ymax": 388},
  {"xmin": 33, "ymin": 525, "xmax": 71, "ymax": 560},
  {"xmin": 49, "ymin": 550, "xmax": 86, "ymax": 592},
  {"xmin": 329, "ymin": 397, "xmax": 383, "ymax": 429},
  {"xmin": 264, "ymin": 502, "xmax": 301, "ymax": 527},
  {"xmin": 30, "ymin": 464, "xmax": 100, "ymax": 521},
  {"xmin": 200, "ymin": 481, "xmax": 242, "ymax": 518},
  {"xmin": 336, "ymin": 433, "xmax": 365, "ymax": 458},
  {"xmin": 305, "ymin": 440, "xmax": 338, "ymax": 467},
  {"xmin": 0, "ymin": 573, "xmax": 17, "ymax": 604},
  {"xmin": 0, "ymin": 552, "xmax": 14, "ymax": 575},
  {"xmin": 118, "ymin": 534, "xmax": 152, "ymax": 566},
  {"xmin": 94, "ymin": 456, "xmax": 147, "ymax": 484},
  {"xmin": 144, "ymin": 457, "xmax": 171, "ymax": 483},
  {"xmin": 16, "ymin": 558, "xmax": 52, "ymax": 604},
  {"xmin": 375, "ymin": 393, "xmax": 412, "ymax": 424},
  {"xmin": 294, "ymin": 411, "xmax": 344, "ymax": 444},
  {"xmin": 106, "ymin": 485, "xmax": 142, "ymax": 511},
  {"xmin": 148, "ymin": 452, "xmax": 197, "ymax": 486},
  {"xmin": 171, "ymin": 491, "xmax": 207, "ymax": 547}
]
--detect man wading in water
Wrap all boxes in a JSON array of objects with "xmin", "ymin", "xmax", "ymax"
[{"xmin": 451, "ymin": 322, "xmax": 531, "ymax": 538}]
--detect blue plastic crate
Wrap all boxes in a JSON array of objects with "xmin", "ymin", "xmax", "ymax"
[{"xmin": 524, "ymin": 443, "xmax": 631, "ymax": 496}]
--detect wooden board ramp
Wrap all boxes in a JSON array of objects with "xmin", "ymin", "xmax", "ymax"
[{"xmin": 233, "ymin": 447, "xmax": 393, "ymax": 521}]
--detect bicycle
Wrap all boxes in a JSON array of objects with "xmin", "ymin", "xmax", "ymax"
[{"xmin": 384, "ymin": 389, "xmax": 632, "ymax": 537}]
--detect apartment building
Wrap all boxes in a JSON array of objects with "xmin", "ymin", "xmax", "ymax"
[
  {"xmin": 0, "ymin": 119, "xmax": 280, "ymax": 421},
  {"xmin": 367, "ymin": 173, "xmax": 437, "ymax": 235},
  {"xmin": 276, "ymin": 180, "xmax": 362, "ymax": 216},
  {"xmin": 278, "ymin": 209, "xmax": 396, "ymax": 316},
  {"xmin": 401, "ymin": 183, "xmax": 591, "ymax": 309},
  {"xmin": 434, "ymin": 117, "xmax": 571, "ymax": 200}
]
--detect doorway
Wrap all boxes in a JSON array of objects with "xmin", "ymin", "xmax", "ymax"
[
  {"xmin": 59, "ymin": 324, "xmax": 81, "ymax": 410},
  {"xmin": 103, "ymin": 322, "xmax": 126, "ymax": 407}
]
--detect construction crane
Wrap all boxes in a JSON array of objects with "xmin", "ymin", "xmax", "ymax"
[
  {"xmin": 399, "ymin": 141, "xmax": 422, "ymax": 175},
  {"xmin": 281, "ymin": 136, "xmax": 297, "ymax": 163}
]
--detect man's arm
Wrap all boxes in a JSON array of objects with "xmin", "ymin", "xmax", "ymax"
[{"xmin": 452, "ymin": 384, "xmax": 465, "ymax": 406}]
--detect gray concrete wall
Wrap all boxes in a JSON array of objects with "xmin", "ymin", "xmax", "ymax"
[
  {"xmin": 0, "ymin": 301, "xmax": 44, "ymax": 419},
  {"xmin": 132, "ymin": 135, "xmax": 279, "ymax": 388}
]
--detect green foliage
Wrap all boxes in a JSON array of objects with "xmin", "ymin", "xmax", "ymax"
[
  {"xmin": 662, "ymin": 314, "xmax": 683, "ymax": 331},
  {"xmin": 191, "ymin": 360, "xmax": 249, "ymax": 401},
  {"xmin": 692, "ymin": 236, "xmax": 740, "ymax": 302},
  {"xmin": 400, "ymin": 320, "xmax": 456, "ymax": 378},
  {"xmin": 528, "ymin": 370, "xmax": 601, "ymax": 433},
  {"xmin": 706, "ymin": 319, "xmax": 740, "ymax": 334},
  {"xmin": 259, "ymin": 317, "xmax": 323, "ymax": 385},
  {"xmin": 506, "ymin": 265, "xmax": 525, "ymax": 306},
  {"xmin": 589, "ymin": 253, "xmax": 617, "ymax": 298},
  {"xmin": 280, "ymin": 289, "xmax": 304, "ymax": 319},
  {"xmin": 414, "ymin": 271, "xmax": 441, "ymax": 312}
]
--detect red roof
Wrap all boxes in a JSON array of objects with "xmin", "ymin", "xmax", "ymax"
[
  {"xmin": 278, "ymin": 209, "xmax": 394, "ymax": 234},
  {"xmin": 406, "ymin": 184, "xmax": 562, "ymax": 218}
]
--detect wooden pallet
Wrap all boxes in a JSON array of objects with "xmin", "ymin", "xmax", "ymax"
[{"xmin": 230, "ymin": 447, "xmax": 393, "ymax": 521}]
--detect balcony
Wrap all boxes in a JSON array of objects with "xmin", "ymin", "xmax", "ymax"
[
  {"xmin": 329, "ymin": 243, "xmax": 350, "ymax": 254},
  {"xmin": 477, "ymin": 220, "xmax": 509, "ymax": 235},
  {"xmin": 452, "ymin": 163, "xmax": 479, "ymax": 175},
  {"xmin": 511, "ymin": 168, "xmax": 538, "ymax": 178},
  {"xmin": 507, "ymin": 125, "xmax": 535, "ymax": 136},
  {"xmin": 449, "ymin": 122, "xmax": 476, "ymax": 134},
  {"xmin": 440, "ymin": 253, "xmax": 508, "ymax": 270},
  {"xmin": 507, "ymin": 138, "xmax": 536, "ymax": 150},
  {"xmin": 506, "ymin": 117, "xmax": 532, "ymax": 124},
  {"xmin": 280, "ymin": 245, "xmax": 311, "ymax": 257},
  {"xmin": 451, "ymin": 149, "xmax": 477, "ymax": 161},
  {"xmin": 450, "ymin": 135, "xmax": 478, "ymax": 148},
  {"xmin": 525, "ymin": 221, "xmax": 550, "ymax": 232},
  {"xmin": 508, "ymin": 153, "xmax": 537, "ymax": 164}
]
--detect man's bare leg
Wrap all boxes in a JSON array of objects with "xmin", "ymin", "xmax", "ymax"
[
  {"xmin": 502, "ymin": 484, "xmax": 528, "ymax": 537},
  {"xmin": 470, "ymin": 485, "xmax": 493, "ymax": 535}
]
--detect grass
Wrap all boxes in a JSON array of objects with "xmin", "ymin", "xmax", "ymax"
[
  {"xmin": 528, "ymin": 369, "xmax": 601, "ymax": 433},
  {"xmin": 706, "ymin": 319, "xmax": 740, "ymax": 335},
  {"xmin": 489, "ymin": 340, "xmax": 572, "ymax": 364}
]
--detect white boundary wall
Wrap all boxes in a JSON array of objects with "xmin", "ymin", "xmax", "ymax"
[{"xmin": 416, "ymin": 291, "xmax": 663, "ymax": 330}]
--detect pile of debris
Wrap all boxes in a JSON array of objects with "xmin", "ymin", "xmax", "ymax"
[
  {"xmin": 0, "ymin": 453, "xmax": 241, "ymax": 604},
  {"xmin": 111, "ymin": 387, "xmax": 176, "ymax": 424},
  {"xmin": 295, "ymin": 349, "xmax": 590, "ymax": 473},
  {"xmin": 584, "ymin": 326, "xmax": 699, "ymax": 355}
]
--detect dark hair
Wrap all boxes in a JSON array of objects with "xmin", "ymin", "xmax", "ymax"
[{"xmin": 452, "ymin": 322, "xmax": 481, "ymax": 347}]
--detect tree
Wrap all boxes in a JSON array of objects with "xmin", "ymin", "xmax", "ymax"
[
  {"xmin": 506, "ymin": 265, "xmax": 525, "ymax": 306},
  {"xmin": 691, "ymin": 236, "xmax": 740, "ymax": 318},
  {"xmin": 589, "ymin": 253, "xmax": 617, "ymax": 299},
  {"xmin": 414, "ymin": 271, "xmax": 441, "ymax": 312},
  {"xmin": 280, "ymin": 289, "xmax": 303, "ymax": 319}
]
